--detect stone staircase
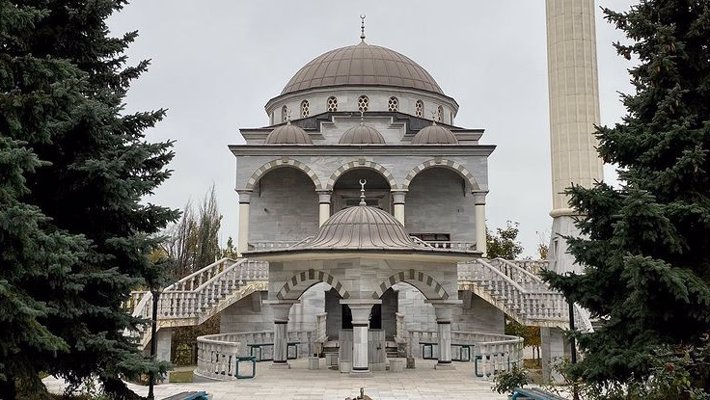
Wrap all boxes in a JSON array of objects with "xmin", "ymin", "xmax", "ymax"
[
  {"xmin": 126, "ymin": 257, "xmax": 591, "ymax": 349},
  {"xmin": 459, "ymin": 258, "xmax": 592, "ymax": 331},
  {"xmin": 125, "ymin": 258, "xmax": 268, "ymax": 349}
]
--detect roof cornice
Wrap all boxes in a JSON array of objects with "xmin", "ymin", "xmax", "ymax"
[{"xmin": 229, "ymin": 144, "xmax": 496, "ymax": 157}]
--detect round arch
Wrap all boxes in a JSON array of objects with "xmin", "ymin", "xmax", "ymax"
[
  {"xmin": 371, "ymin": 269, "xmax": 451, "ymax": 301},
  {"xmin": 275, "ymin": 269, "xmax": 351, "ymax": 301},
  {"xmin": 326, "ymin": 160, "xmax": 397, "ymax": 190},
  {"xmin": 245, "ymin": 158, "xmax": 322, "ymax": 191},
  {"xmin": 402, "ymin": 159, "xmax": 480, "ymax": 191}
]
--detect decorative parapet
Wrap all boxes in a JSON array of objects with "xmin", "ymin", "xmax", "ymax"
[
  {"xmin": 195, "ymin": 330, "xmax": 314, "ymax": 381},
  {"xmin": 405, "ymin": 330, "xmax": 523, "ymax": 378}
]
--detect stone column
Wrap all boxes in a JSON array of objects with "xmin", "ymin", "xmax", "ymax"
[
  {"xmin": 472, "ymin": 191, "xmax": 488, "ymax": 256},
  {"xmin": 430, "ymin": 302, "xmax": 456, "ymax": 370},
  {"xmin": 316, "ymin": 190, "xmax": 332, "ymax": 226},
  {"xmin": 268, "ymin": 301, "xmax": 297, "ymax": 369},
  {"xmin": 236, "ymin": 190, "xmax": 252, "ymax": 256},
  {"xmin": 391, "ymin": 189, "xmax": 407, "ymax": 225},
  {"xmin": 155, "ymin": 328, "xmax": 173, "ymax": 363},
  {"xmin": 541, "ymin": 327, "xmax": 570, "ymax": 382},
  {"xmin": 342, "ymin": 300, "xmax": 380, "ymax": 375}
]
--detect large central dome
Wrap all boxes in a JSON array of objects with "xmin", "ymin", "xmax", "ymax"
[{"xmin": 281, "ymin": 42, "xmax": 444, "ymax": 96}]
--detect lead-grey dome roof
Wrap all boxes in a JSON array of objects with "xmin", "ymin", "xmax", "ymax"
[
  {"xmin": 411, "ymin": 124, "xmax": 458, "ymax": 144},
  {"xmin": 303, "ymin": 205, "xmax": 419, "ymax": 250},
  {"xmin": 339, "ymin": 124, "xmax": 386, "ymax": 144},
  {"xmin": 264, "ymin": 123, "xmax": 313, "ymax": 144},
  {"xmin": 281, "ymin": 42, "xmax": 444, "ymax": 95}
]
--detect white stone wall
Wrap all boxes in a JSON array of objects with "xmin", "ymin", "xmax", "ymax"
[
  {"xmin": 405, "ymin": 168, "xmax": 476, "ymax": 242},
  {"xmin": 394, "ymin": 284, "xmax": 505, "ymax": 334},
  {"xmin": 220, "ymin": 284, "xmax": 327, "ymax": 334},
  {"xmin": 249, "ymin": 167, "xmax": 319, "ymax": 243}
]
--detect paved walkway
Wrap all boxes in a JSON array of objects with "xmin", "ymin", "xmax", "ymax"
[{"xmin": 44, "ymin": 358, "xmax": 509, "ymax": 400}]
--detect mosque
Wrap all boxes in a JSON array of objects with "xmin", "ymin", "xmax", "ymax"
[{"xmin": 130, "ymin": 0, "xmax": 601, "ymax": 382}]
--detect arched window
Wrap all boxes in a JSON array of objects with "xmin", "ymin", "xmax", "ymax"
[
  {"xmin": 415, "ymin": 100, "xmax": 423, "ymax": 117},
  {"xmin": 327, "ymin": 96, "xmax": 338, "ymax": 112},
  {"xmin": 281, "ymin": 105, "xmax": 288, "ymax": 122},
  {"xmin": 357, "ymin": 95, "xmax": 369, "ymax": 112},
  {"xmin": 301, "ymin": 100, "xmax": 310, "ymax": 118},
  {"xmin": 437, "ymin": 105, "xmax": 444, "ymax": 122},
  {"xmin": 388, "ymin": 96, "xmax": 399, "ymax": 112}
]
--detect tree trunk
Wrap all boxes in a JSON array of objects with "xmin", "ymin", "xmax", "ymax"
[{"xmin": 0, "ymin": 376, "xmax": 17, "ymax": 400}]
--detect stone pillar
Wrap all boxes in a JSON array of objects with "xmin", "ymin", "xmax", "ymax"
[
  {"xmin": 430, "ymin": 302, "xmax": 456, "ymax": 370},
  {"xmin": 472, "ymin": 191, "xmax": 488, "ymax": 256},
  {"xmin": 391, "ymin": 189, "xmax": 407, "ymax": 225},
  {"xmin": 268, "ymin": 301, "xmax": 297, "ymax": 369},
  {"xmin": 155, "ymin": 328, "xmax": 173, "ymax": 363},
  {"xmin": 236, "ymin": 190, "xmax": 252, "ymax": 256},
  {"xmin": 541, "ymin": 327, "xmax": 569, "ymax": 382},
  {"xmin": 317, "ymin": 190, "xmax": 332, "ymax": 226},
  {"xmin": 342, "ymin": 300, "xmax": 381, "ymax": 375}
]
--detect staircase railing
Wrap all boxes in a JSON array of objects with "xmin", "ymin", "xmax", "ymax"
[
  {"xmin": 128, "ymin": 258, "xmax": 269, "ymax": 348},
  {"xmin": 460, "ymin": 259, "xmax": 591, "ymax": 330}
]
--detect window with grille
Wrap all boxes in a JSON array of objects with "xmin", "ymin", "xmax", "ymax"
[
  {"xmin": 327, "ymin": 96, "xmax": 338, "ymax": 112},
  {"xmin": 357, "ymin": 95, "xmax": 369, "ymax": 112}
]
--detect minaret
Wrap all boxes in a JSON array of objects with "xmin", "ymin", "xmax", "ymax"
[{"xmin": 546, "ymin": 0, "xmax": 603, "ymax": 274}]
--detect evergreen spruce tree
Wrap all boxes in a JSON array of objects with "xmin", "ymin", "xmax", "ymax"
[
  {"xmin": 543, "ymin": 0, "xmax": 710, "ymax": 392},
  {"xmin": 1, "ymin": 0, "xmax": 178, "ymax": 398}
]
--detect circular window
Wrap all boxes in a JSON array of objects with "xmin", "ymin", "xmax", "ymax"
[
  {"xmin": 327, "ymin": 96, "xmax": 338, "ymax": 112},
  {"xmin": 415, "ymin": 100, "xmax": 423, "ymax": 117},
  {"xmin": 357, "ymin": 95, "xmax": 369, "ymax": 112},
  {"xmin": 301, "ymin": 100, "xmax": 310, "ymax": 118},
  {"xmin": 388, "ymin": 96, "xmax": 399, "ymax": 112}
]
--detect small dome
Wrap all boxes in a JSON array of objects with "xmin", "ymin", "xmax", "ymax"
[
  {"xmin": 304, "ymin": 205, "xmax": 418, "ymax": 250},
  {"xmin": 264, "ymin": 123, "xmax": 313, "ymax": 144},
  {"xmin": 339, "ymin": 124, "xmax": 386, "ymax": 144},
  {"xmin": 411, "ymin": 124, "xmax": 458, "ymax": 144}
]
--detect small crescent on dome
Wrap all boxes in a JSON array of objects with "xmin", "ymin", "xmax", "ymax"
[{"xmin": 359, "ymin": 179, "xmax": 367, "ymax": 190}]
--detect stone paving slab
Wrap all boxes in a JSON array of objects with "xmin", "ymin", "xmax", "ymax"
[{"xmin": 44, "ymin": 358, "xmax": 508, "ymax": 400}]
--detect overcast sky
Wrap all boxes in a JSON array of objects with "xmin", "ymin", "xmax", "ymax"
[{"xmin": 107, "ymin": 0, "xmax": 636, "ymax": 258}]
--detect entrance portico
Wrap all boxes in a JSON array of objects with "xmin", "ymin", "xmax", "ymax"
[{"xmin": 244, "ymin": 185, "xmax": 480, "ymax": 373}]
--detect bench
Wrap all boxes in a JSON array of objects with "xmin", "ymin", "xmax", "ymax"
[
  {"xmin": 511, "ymin": 387, "xmax": 567, "ymax": 400},
  {"xmin": 235, "ymin": 356, "xmax": 257, "ymax": 379},
  {"xmin": 420, "ymin": 342, "xmax": 472, "ymax": 361},
  {"xmin": 248, "ymin": 342, "xmax": 299, "ymax": 361},
  {"xmin": 420, "ymin": 342, "xmax": 437, "ymax": 359},
  {"xmin": 161, "ymin": 391, "xmax": 209, "ymax": 400}
]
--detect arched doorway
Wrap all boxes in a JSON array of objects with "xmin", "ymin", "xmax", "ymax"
[
  {"xmin": 249, "ymin": 167, "xmax": 318, "ymax": 246},
  {"xmin": 332, "ymin": 169, "xmax": 391, "ymax": 213},
  {"xmin": 405, "ymin": 167, "xmax": 474, "ymax": 244}
]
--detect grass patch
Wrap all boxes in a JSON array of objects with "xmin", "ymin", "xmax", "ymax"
[{"xmin": 168, "ymin": 370, "xmax": 194, "ymax": 383}]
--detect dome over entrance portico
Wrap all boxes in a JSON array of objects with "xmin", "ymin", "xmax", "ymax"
[{"xmin": 306, "ymin": 204, "xmax": 416, "ymax": 250}]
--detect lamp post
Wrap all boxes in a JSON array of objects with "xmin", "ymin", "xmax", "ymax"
[
  {"xmin": 568, "ymin": 299, "xmax": 577, "ymax": 364},
  {"xmin": 147, "ymin": 288, "xmax": 161, "ymax": 400},
  {"xmin": 568, "ymin": 298, "xmax": 579, "ymax": 400}
]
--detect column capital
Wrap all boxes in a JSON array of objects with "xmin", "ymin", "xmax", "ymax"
[
  {"xmin": 341, "ymin": 300, "xmax": 381, "ymax": 325},
  {"xmin": 316, "ymin": 189, "xmax": 333, "ymax": 204},
  {"xmin": 390, "ymin": 189, "xmax": 408, "ymax": 204},
  {"xmin": 471, "ymin": 190, "xmax": 488, "ymax": 205},
  {"xmin": 235, "ymin": 189, "xmax": 253, "ymax": 204},
  {"xmin": 264, "ymin": 300, "xmax": 299, "ymax": 321},
  {"xmin": 425, "ymin": 300, "xmax": 461, "ymax": 322}
]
